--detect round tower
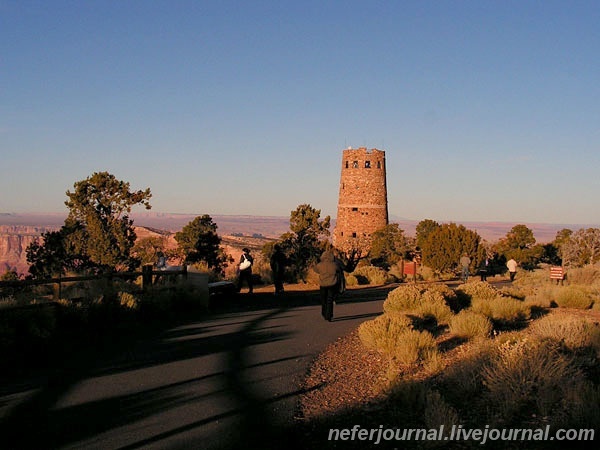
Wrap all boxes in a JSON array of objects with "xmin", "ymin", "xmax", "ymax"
[{"xmin": 334, "ymin": 147, "xmax": 389, "ymax": 252}]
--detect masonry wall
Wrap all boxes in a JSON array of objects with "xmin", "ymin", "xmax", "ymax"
[{"xmin": 334, "ymin": 148, "xmax": 388, "ymax": 251}]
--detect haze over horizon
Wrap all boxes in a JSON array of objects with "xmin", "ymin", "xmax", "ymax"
[{"xmin": 2, "ymin": 1, "xmax": 600, "ymax": 225}]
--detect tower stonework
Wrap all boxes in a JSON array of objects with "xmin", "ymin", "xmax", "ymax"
[{"xmin": 334, "ymin": 147, "xmax": 389, "ymax": 251}]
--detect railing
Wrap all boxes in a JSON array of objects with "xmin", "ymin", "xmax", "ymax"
[{"xmin": 0, "ymin": 265, "xmax": 188, "ymax": 300}]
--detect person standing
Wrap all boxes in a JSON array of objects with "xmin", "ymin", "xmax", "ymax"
[
  {"xmin": 314, "ymin": 250, "xmax": 339, "ymax": 322},
  {"xmin": 479, "ymin": 257, "xmax": 490, "ymax": 282},
  {"xmin": 270, "ymin": 244, "xmax": 286, "ymax": 295},
  {"xmin": 459, "ymin": 253, "xmax": 471, "ymax": 282},
  {"xmin": 237, "ymin": 248, "xmax": 254, "ymax": 294},
  {"xmin": 506, "ymin": 258, "xmax": 518, "ymax": 282}
]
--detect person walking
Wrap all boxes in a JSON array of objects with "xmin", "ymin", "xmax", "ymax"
[
  {"xmin": 314, "ymin": 250, "xmax": 340, "ymax": 322},
  {"xmin": 506, "ymin": 258, "xmax": 518, "ymax": 282},
  {"xmin": 270, "ymin": 244, "xmax": 286, "ymax": 295},
  {"xmin": 237, "ymin": 248, "xmax": 254, "ymax": 294},
  {"xmin": 459, "ymin": 253, "xmax": 471, "ymax": 282}
]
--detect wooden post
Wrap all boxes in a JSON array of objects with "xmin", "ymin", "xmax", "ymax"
[{"xmin": 142, "ymin": 264, "xmax": 153, "ymax": 291}]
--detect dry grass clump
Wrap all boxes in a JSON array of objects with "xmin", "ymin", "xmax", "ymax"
[
  {"xmin": 481, "ymin": 337, "xmax": 585, "ymax": 421},
  {"xmin": 553, "ymin": 285, "xmax": 594, "ymax": 309},
  {"xmin": 469, "ymin": 296, "xmax": 530, "ymax": 327},
  {"xmin": 422, "ymin": 389, "xmax": 461, "ymax": 431},
  {"xmin": 392, "ymin": 328, "xmax": 439, "ymax": 365},
  {"xmin": 456, "ymin": 280, "xmax": 498, "ymax": 301},
  {"xmin": 352, "ymin": 265, "xmax": 394, "ymax": 285},
  {"xmin": 567, "ymin": 265, "xmax": 600, "ymax": 287},
  {"xmin": 384, "ymin": 285, "xmax": 454, "ymax": 325},
  {"xmin": 530, "ymin": 314, "xmax": 600, "ymax": 355},
  {"xmin": 448, "ymin": 310, "xmax": 493, "ymax": 340},
  {"xmin": 358, "ymin": 312, "xmax": 439, "ymax": 365},
  {"xmin": 358, "ymin": 312, "xmax": 413, "ymax": 353},
  {"xmin": 434, "ymin": 333, "xmax": 600, "ymax": 430}
]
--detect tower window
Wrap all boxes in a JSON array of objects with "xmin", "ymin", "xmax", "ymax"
[
  {"xmin": 352, "ymin": 160, "xmax": 358, "ymax": 168},
  {"xmin": 352, "ymin": 207, "xmax": 358, "ymax": 211},
  {"xmin": 377, "ymin": 161, "xmax": 381, "ymax": 169},
  {"xmin": 365, "ymin": 160, "xmax": 371, "ymax": 168},
  {"xmin": 352, "ymin": 232, "xmax": 357, "ymax": 238},
  {"xmin": 345, "ymin": 161, "xmax": 349, "ymax": 169}
]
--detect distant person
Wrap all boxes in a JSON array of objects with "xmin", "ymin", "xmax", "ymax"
[
  {"xmin": 314, "ymin": 250, "xmax": 341, "ymax": 322},
  {"xmin": 459, "ymin": 253, "xmax": 471, "ymax": 282},
  {"xmin": 270, "ymin": 244, "xmax": 286, "ymax": 295},
  {"xmin": 156, "ymin": 251, "xmax": 167, "ymax": 270},
  {"xmin": 479, "ymin": 257, "xmax": 490, "ymax": 281},
  {"xmin": 506, "ymin": 258, "xmax": 518, "ymax": 282},
  {"xmin": 237, "ymin": 248, "xmax": 254, "ymax": 294}
]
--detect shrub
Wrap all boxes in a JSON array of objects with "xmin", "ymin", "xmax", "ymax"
[
  {"xmin": 358, "ymin": 312, "xmax": 413, "ymax": 354},
  {"xmin": 470, "ymin": 296, "xmax": 530, "ymax": 328},
  {"xmin": 554, "ymin": 286, "xmax": 593, "ymax": 309},
  {"xmin": 530, "ymin": 314, "xmax": 600, "ymax": 355},
  {"xmin": 566, "ymin": 266, "xmax": 600, "ymax": 287},
  {"xmin": 352, "ymin": 265, "xmax": 393, "ymax": 285},
  {"xmin": 481, "ymin": 337, "xmax": 585, "ymax": 422},
  {"xmin": 392, "ymin": 328, "xmax": 439, "ymax": 365},
  {"xmin": 384, "ymin": 285, "xmax": 454, "ymax": 325},
  {"xmin": 422, "ymin": 389, "xmax": 461, "ymax": 431},
  {"xmin": 358, "ymin": 312, "xmax": 439, "ymax": 365},
  {"xmin": 344, "ymin": 274, "xmax": 359, "ymax": 287},
  {"xmin": 456, "ymin": 281, "xmax": 498, "ymax": 301},
  {"xmin": 118, "ymin": 291, "xmax": 139, "ymax": 310},
  {"xmin": 449, "ymin": 310, "xmax": 492, "ymax": 340}
]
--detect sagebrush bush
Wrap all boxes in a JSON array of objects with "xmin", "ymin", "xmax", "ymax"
[
  {"xmin": 456, "ymin": 281, "xmax": 498, "ymax": 301},
  {"xmin": 554, "ymin": 286, "xmax": 594, "ymax": 309},
  {"xmin": 118, "ymin": 291, "xmax": 139, "ymax": 310},
  {"xmin": 422, "ymin": 389, "xmax": 461, "ymax": 432},
  {"xmin": 358, "ymin": 312, "xmax": 439, "ymax": 365},
  {"xmin": 481, "ymin": 337, "xmax": 584, "ymax": 422},
  {"xmin": 566, "ymin": 265, "xmax": 600, "ymax": 287},
  {"xmin": 352, "ymin": 265, "xmax": 393, "ymax": 285},
  {"xmin": 449, "ymin": 310, "xmax": 492, "ymax": 340},
  {"xmin": 384, "ymin": 285, "xmax": 454, "ymax": 325},
  {"xmin": 358, "ymin": 312, "xmax": 413, "ymax": 354},
  {"xmin": 470, "ymin": 296, "xmax": 530, "ymax": 327},
  {"xmin": 530, "ymin": 314, "xmax": 600, "ymax": 355},
  {"xmin": 392, "ymin": 328, "xmax": 439, "ymax": 365},
  {"xmin": 344, "ymin": 274, "xmax": 358, "ymax": 287}
]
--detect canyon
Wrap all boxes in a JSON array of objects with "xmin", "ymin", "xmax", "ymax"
[{"xmin": 0, "ymin": 212, "xmax": 587, "ymax": 277}]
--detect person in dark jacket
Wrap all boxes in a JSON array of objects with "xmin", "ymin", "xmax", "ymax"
[
  {"xmin": 479, "ymin": 257, "xmax": 490, "ymax": 282},
  {"xmin": 270, "ymin": 244, "xmax": 286, "ymax": 295},
  {"xmin": 237, "ymin": 248, "xmax": 254, "ymax": 293},
  {"xmin": 314, "ymin": 250, "xmax": 341, "ymax": 321}
]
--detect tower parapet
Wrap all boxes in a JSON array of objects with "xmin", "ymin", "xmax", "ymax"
[{"xmin": 334, "ymin": 147, "xmax": 388, "ymax": 252}]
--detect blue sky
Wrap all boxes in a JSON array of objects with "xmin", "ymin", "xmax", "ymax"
[{"xmin": 2, "ymin": 0, "xmax": 599, "ymax": 225}]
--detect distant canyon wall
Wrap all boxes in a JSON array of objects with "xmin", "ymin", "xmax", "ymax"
[{"xmin": 0, "ymin": 225, "xmax": 58, "ymax": 275}]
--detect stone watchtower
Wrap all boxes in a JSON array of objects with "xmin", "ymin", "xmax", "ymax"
[{"xmin": 333, "ymin": 147, "xmax": 389, "ymax": 252}]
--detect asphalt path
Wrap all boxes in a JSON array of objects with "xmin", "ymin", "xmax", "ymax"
[{"xmin": 1, "ymin": 285, "xmax": 395, "ymax": 450}]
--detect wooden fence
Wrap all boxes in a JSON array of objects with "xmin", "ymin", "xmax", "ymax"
[{"xmin": 0, "ymin": 265, "xmax": 188, "ymax": 300}]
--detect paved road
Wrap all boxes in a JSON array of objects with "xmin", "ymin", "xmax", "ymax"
[{"xmin": 1, "ymin": 286, "xmax": 394, "ymax": 450}]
